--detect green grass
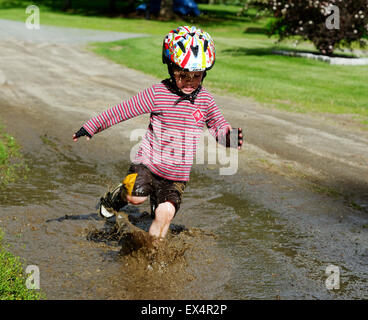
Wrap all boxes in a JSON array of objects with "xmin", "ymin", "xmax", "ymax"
[
  {"xmin": 1, "ymin": 1, "xmax": 368, "ymax": 122},
  {"xmin": 0, "ymin": 122, "xmax": 28, "ymax": 186},
  {"xmin": 0, "ymin": 230, "xmax": 43, "ymax": 300}
]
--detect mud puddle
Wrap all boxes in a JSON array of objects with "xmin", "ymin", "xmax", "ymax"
[
  {"xmin": 0, "ymin": 133, "xmax": 234, "ymax": 299},
  {"xmin": 1, "ymin": 130, "xmax": 368, "ymax": 299}
]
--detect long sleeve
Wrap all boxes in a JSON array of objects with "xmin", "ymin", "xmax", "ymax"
[
  {"xmin": 83, "ymin": 86, "xmax": 156, "ymax": 137},
  {"xmin": 205, "ymin": 98, "xmax": 231, "ymax": 140}
]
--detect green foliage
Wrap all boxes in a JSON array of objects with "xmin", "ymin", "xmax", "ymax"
[
  {"xmin": 0, "ymin": 230, "xmax": 43, "ymax": 300},
  {"xmin": 266, "ymin": 0, "xmax": 368, "ymax": 55}
]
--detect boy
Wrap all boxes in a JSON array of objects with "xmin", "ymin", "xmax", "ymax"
[{"xmin": 73, "ymin": 26, "xmax": 243, "ymax": 241}]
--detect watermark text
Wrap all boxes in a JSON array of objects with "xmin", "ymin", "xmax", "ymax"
[{"xmin": 25, "ymin": 5, "xmax": 40, "ymax": 30}]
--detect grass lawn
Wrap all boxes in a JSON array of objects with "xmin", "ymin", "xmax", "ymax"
[
  {"xmin": 0, "ymin": 230, "xmax": 43, "ymax": 300},
  {"xmin": 0, "ymin": 123, "xmax": 28, "ymax": 186},
  {"xmin": 0, "ymin": 122, "xmax": 41, "ymax": 300},
  {"xmin": 0, "ymin": 1, "xmax": 367, "ymax": 122}
]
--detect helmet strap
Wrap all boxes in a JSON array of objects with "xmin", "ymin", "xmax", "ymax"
[{"xmin": 166, "ymin": 63, "xmax": 206, "ymax": 104}]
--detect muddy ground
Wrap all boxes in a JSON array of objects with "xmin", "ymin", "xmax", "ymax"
[{"xmin": 1, "ymin": 20, "xmax": 368, "ymax": 299}]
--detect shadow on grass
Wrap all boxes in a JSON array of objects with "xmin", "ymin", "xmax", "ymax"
[
  {"xmin": 221, "ymin": 47, "xmax": 274, "ymax": 57},
  {"xmin": 199, "ymin": 7, "xmax": 256, "ymax": 23},
  {"xmin": 243, "ymin": 27, "xmax": 268, "ymax": 35},
  {"xmin": 221, "ymin": 46, "xmax": 360, "ymax": 59}
]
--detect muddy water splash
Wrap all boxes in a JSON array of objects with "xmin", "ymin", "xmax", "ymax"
[{"xmin": 86, "ymin": 207, "xmax": 228, "ymax": 300}]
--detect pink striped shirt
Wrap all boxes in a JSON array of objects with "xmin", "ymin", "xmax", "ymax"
[{"xmin": 83, "ymin": 82, "xmax": 230, "ymax": 181}]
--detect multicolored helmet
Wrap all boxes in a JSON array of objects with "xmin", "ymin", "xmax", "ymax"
[{"xmin": 162, "ymin": 26, "xmax": 216, "ymax": 72}]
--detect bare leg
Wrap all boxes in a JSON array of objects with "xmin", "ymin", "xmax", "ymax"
[
  {"xmin": 126, "ymin": 196, "xmax": 175, "ymax": 241},
  {"xmin": 126, "ymin": 194, "xmax": 148, "ymax": 205},
  {"xmin": 148, "ymin": 202, "xmax": 175, "ymax": 240}
]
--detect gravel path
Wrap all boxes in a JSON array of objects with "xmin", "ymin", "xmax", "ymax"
[{"xmin": 0, "ymin": 18, "xmax": 145, "ymax": 44}]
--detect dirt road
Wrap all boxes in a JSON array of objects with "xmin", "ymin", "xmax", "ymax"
[{"xmin": 1, "ymin": 19, "xmax": 368, "ymax": 299}]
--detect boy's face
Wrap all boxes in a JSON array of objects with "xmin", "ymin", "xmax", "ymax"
[{"xmin": 173, "ymin": 69, "xmax": 204, "ymax": 95}]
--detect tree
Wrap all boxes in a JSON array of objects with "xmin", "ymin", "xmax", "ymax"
[
  {"xmin": 63, "ymin": 0, "xmax": 72, "ymax": 11},
  {"xmin": 266, "ymin": 0, "xmax": 368, "ymax": 56},
  {"xmin": 159, "ymin": 0, "xmax": 175, "ymax": 19},
  {"xmin": 109, "ymin": 0, "xmax": 117, "ymax": 13},
  {"xmin": 238, "ymin": 0, "xmax": 268, "ymax": 18}
]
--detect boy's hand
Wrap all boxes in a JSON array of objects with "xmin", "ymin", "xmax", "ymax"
[
  {"xmin": 217, "ymin": 126, "xmax": 243, "ymax": 149},
  {"xmin": 236, "ymin": 127, "xmax": 243, "ymax": 150},
  {"xmin": 73, "ymin": 127, "xmax": 92, "ymax": 142},
  {"xmin": 229, "ymin": 127, "xmax": 243, "ymax": 150}
]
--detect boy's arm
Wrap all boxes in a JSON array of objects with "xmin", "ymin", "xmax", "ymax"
[
  {"xmin": 206, "ymin": 99, "xmax": 243, "ymax": 149},
  {"xmin": 74, "ymin": 86, "xmax": 155, "ymax": 140}
]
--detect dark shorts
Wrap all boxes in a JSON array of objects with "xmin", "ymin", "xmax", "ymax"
[{"xmin": 122, "ymin": 163, "xmax": 186, "ymax": 216}]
